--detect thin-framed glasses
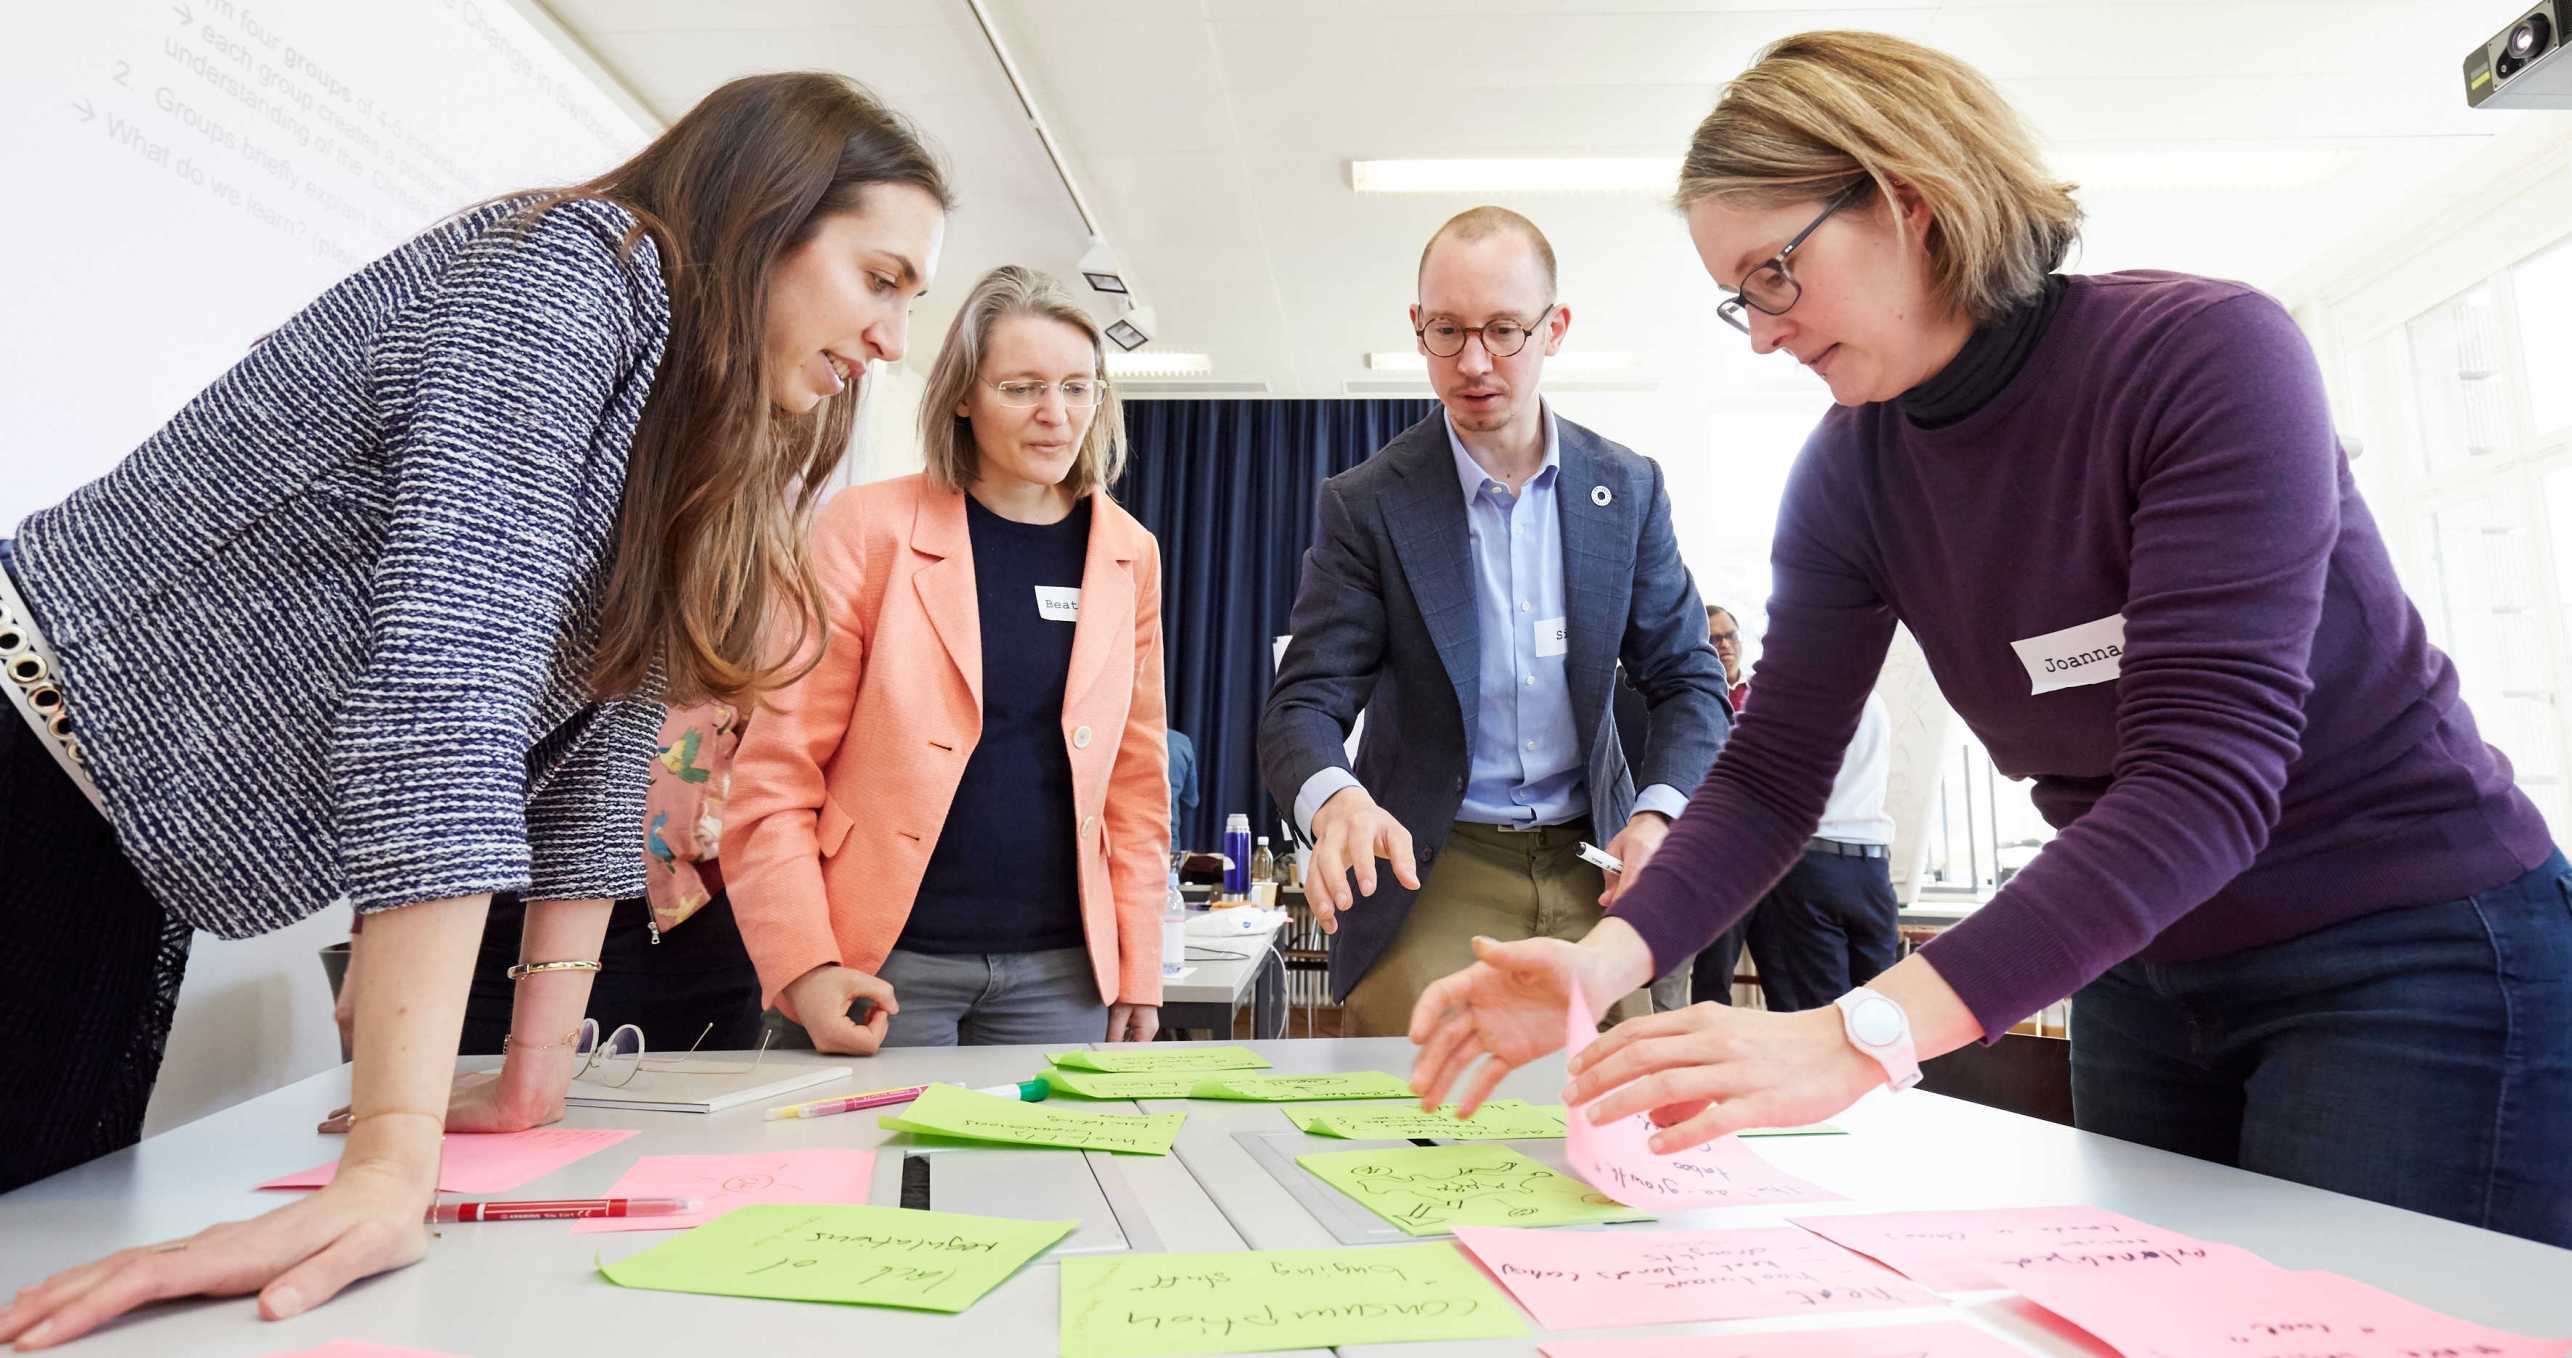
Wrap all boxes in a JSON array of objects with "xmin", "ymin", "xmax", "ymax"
[
  {"xmin": 1715, "ymin": 181, "xmax": 1870, "ymax": 336},
  {"xmin": 984, "ymin": 377, "xmax": 1103, "ymax": 408},
  {"xmin": 1415, "ymin": 305, "xmax": 1555, "ymax": 359},
  {"xmin": 568, "ymin": 1018, "xmax": 773, "ymax": 1089}
]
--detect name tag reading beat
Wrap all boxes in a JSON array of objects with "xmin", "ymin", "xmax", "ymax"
[
  {"xmin": 1034, "ymin": 586, "xmax": 1082, "ymax": 622},
  {"xmin": 1534, "ymin": 617, "xmax": 1569, "ymax": 658},
  {"xmin": 2008, "ymin": 612, "xmax": 2124, "ymax": 695}
]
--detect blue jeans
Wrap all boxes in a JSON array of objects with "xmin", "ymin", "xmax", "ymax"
[{"xmin": 2070, "ymin": 848, "xmax": 2572, "ymax": 1248}]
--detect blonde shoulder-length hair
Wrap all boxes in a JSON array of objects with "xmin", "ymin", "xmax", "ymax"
[
  {"xmin": 917, "ymin": 265, "xmax": 1128, "ymax": 497},
  {"xmin": 1675, "ymin": 30, "xmax": 2082, "ymax": 324}
]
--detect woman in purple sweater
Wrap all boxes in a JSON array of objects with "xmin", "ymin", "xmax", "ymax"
[{"xmin": 1409, "ymin": 30, "xmax": 2571, "ymax": 1247}]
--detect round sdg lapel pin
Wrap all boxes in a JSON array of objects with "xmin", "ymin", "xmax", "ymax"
[{"xmin": 1590, "ymin": 485, "xmax": 1613, "ymax": 507}]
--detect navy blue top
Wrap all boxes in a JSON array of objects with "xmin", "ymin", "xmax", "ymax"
[{"xmin": 900, "ymin": 494, "xmax": 1094, "ymax": 955}]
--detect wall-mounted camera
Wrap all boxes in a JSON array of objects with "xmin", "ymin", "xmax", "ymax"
[{"xmin": 2466, "ymin": 1, "xmax": 2572, "ymax": 108}]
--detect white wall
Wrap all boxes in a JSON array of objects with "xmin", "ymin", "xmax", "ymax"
[{"xmin": 2, "ymin": 0, "xmax": 657, "ymax": 1135}]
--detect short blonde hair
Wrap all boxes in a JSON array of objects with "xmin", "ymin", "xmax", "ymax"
[
  {"xmin": 1675, "ymin": 30, "xmax": 2081, "ymax": 324},
  {"xmin": 917, "ymin": 265, "xmax": 1128, "ymax": 496}
]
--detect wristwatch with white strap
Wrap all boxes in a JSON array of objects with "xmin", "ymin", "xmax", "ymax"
[{"xmin": 1832, "ymin": 986, "xmax": 1922, "ymax": 1092}]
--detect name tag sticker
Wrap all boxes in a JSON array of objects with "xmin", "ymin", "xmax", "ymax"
[
  {"xmin": 1034, "ymin": 586, "xmax": 1082, "ymax": 622},
  {"xmin": 1534, "ymin": 617, "xmax": 1569, "ymax": 659},
  {"xmin": 2011, "ymin": 612, "xmax": 2126, "ymax": 695}
]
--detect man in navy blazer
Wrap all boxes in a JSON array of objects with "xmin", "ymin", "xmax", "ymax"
[{"xmin": 1261, "ymin": 207, "xmax": 1730, "ymax": 1036}]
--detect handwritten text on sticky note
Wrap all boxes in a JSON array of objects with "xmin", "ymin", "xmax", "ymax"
[{"xmin": 1060, "ymin": 1244, "xmax": 1528, "ymax": 1358}]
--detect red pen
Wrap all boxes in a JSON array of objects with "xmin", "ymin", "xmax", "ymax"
[{"xmin": 427, "ymin": 1196, "xmax": 699, "ymax": 1223}]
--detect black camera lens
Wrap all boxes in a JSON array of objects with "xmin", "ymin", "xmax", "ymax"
[{"xmin": 2510, "ymin": 13, "xmax": 2553, "ymax": 60}]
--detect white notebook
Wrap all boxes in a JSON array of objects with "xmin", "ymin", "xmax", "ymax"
[{"xmin": 563, "ymin": 1062, "xmax": 851, "ymax": 1115}]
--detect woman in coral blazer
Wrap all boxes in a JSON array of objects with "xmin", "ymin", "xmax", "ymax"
[{"xmin": 727, "ymin": 266, "xmax": 1169, "ymax": 1053}]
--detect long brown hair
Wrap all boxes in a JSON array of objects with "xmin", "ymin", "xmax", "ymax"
[{"xmin": 528, "ymin": 73, "xmax": 952, "ymax": 705}]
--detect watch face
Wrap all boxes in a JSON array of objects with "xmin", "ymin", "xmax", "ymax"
[{"xmin": 1851, "ymin": 997, "xmax": 1903, "ymax": 1047}]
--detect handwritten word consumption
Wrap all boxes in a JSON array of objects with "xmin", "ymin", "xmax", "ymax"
[
  {"xmin": 597, "ymin": 1205, "xmax": 1072, "ymax": 1312},
  {"xmin": 880, "ymin": 1082, "xmax": 1185, "ymax": 1155},
  {"xmin": 1789, "ymin": 1205, "xmax": 2262, "ymax": 1292},
  {"xmin": 1188, "ymin": 1071, "xmax": 1420, "ymax": 1101},
  {"xmin": 1287, "ymin": 1099, "xmax": 1570, "ymax": 1141},
  {"xmin": 570, "ymin": 1149, "xmax": 876, "ymax": 1235},
  {"xmin": 1058, "ymin": 1244, "xmax": 1528, "ymax": 1358},
  {"xmin": 2001, "ymin": 1258, "xmax": 2570, "ymax": 1358},
  {"xmin": 1535, "ymin": 1320, "xmax": 2037, "ymax": 1358},
  {"xmin": 1453, "ymin": 1225, "xmax": 1942, "ymax": 1329},
  {"xmin": 1563, "ymin": 981, "xmax": 1844, "ymax": 1211},
  {"xmin": 1296, "ymin": 1143, "xmax": 1647, "ymax": 1235},
  {"xmin": 1049, "ymin": 1045, "xmax": 1270, "ymax": 1074}
]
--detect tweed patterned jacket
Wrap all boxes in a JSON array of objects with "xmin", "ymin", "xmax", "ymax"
[{"xmin": 12, "ymin": 196, "xmax": 672, "ymax": 936}]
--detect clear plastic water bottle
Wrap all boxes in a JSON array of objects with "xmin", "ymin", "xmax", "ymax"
[
  {"xmin": 1250, "ymin": 836, "xmax": 1276, "ymax": 898},
  {"xmin": 1161, "ymin": 868, "xmax": 1188, "ymax": 977},
  {"xmin": 1222, "ymin": 812, "xmax": 1252, "ymax": 901}
]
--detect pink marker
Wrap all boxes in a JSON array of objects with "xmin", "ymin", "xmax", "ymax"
[
  {"xmin": 428, "ymin": 1196, "xmax": 698, "ymax": 1223},
  {"xmin": 765, "ymin": 1079, "xmax": 1049, "ymax": 1120}
]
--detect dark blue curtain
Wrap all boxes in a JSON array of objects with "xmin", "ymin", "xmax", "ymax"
[{"xmin": 1115, "ymin": 398, "xmax": 1438, "ymax": 852}]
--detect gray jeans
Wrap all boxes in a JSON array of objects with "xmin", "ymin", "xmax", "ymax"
[{"xmin": 765, "ymin": 946, "xmax": 1110, "ymax": 1049}]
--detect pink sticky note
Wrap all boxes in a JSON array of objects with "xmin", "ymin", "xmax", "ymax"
[
  {"xmin": 259, "ymin": 1127, "xmax": 639, "ymax": 1195},
  {"xmin": 2007, "ymin": 1261, "xmax": 2570, "ymax": 1358},
  {"xmin": 264, "ymin": 1343, "xmax": 465, "ymax": 1357},
  {"xmin": 568, "ymin": 1148, "xmax": 876, "ymax": 1234},
  {"xmin": 1790, "ymin": 1206, "xmax": 2264, "ymax": 1292},
  {"xmin": 1454, "ymin": 1224, "xmax": 1942, "ymax": 1330},
  {"xmin": 1562, "ymin": 982, "xmax": 1843, "ymax": 1211},
  {"xmin": 1539, "ymin": 1321, "xmax": 2036, "ymax": 1358}
]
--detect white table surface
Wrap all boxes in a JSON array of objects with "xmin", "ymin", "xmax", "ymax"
[
  {"xmin": 1160, "ymin": 916, "xmax": 1287, "ymax": 1007},
  {"xmin": 1140, "ymin": 1036, "xmax": 2572, "ymax": 1358},
  {"xmin": 0, "ymin": 1042, "xmax": 1320, "ymax": 1358},
  {"xmin": 7, "ymin": 1037, "xmax": 2568, "ymax": 1357}
]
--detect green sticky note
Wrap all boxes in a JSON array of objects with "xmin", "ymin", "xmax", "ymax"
[
  {"xmin": 1278, "ymin": 1101, "xmax": 1419, "ymax": 1133},
  {"xmin": 598, "ymin": 1204, "xmax": 1071, "ymax": 1312},
  {"xmin": 1049, "ymin": 1045, "xmax": 1271, "ymax": 1073},
  {"xmin": 882, "ymin": 1082, "xmax": 1185, "ymax": 1155},
  {"xmin": 1298, "ymin": 1143, "xmax": 1648, "ymax": 1236},
  {"xmin": 1188, "ymin": 1071, "xmax": 1420, "ymax": 1102},
  {"xmin": 1059, "ymin": 1243, "xmax": 1528, "ymax": 1358},
  {"xmin": 1301, "ymin": 1100, "xmax": 1570, "ymax": 1141},
  {"xmin": 1040, "ymin": 1069, "xmax": 1206, "ymax": 1099}
]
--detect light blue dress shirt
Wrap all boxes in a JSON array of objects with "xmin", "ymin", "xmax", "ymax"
[{"xmin": 1293, "ymin": 404, "xmax": 1685, "ymax": 838}]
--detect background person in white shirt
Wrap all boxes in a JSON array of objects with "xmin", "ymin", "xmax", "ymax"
[{"xmin": 1692, "ymin": 689, "xmax": 1899, "ymax": 1011}]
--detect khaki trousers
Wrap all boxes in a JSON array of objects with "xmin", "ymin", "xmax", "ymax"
[{"xmin": 1343, "ymin": 819, "xmax": 1655, "ymax": 1038}]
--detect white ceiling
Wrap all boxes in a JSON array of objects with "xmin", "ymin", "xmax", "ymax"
[{"xmin": 540, "ymin": 0, "xmax": 2528, "ymax": 401}]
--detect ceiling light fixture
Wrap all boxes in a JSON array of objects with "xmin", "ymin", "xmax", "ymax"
[
  {"xmin": 1349, "ymin": 158, "xmax": 1679, "ymax": 194},
  {"xmin": 1107, "ymin": 351, "xmax": 1212, "ymax": 378}
]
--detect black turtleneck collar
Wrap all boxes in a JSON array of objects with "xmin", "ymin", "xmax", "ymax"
[{"xmin": 1899, "ymin": 274, "xmax": 2069, "ymax": 429}]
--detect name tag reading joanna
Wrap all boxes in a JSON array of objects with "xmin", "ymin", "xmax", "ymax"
[
  {"xmin": 2010, "ymin": 612, "xmax": 2126, "ymax": 695},
  {"xmin": 1034, "ymin": 586, "xmax": 1082, "ymax": 622}
]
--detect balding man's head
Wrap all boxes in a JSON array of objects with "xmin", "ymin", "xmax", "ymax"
[{"xmin": 1417, "ymin": 206, "xmax": 1558, "ymax": 297}]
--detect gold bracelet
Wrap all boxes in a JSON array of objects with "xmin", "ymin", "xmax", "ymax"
[
  {"xmin": 505, "ymin": 959, "xmax": 602, "ymax": 981},
  {"xmin": 502, "ymin": 1026, "xmax": 584, "ymax": 1054}
]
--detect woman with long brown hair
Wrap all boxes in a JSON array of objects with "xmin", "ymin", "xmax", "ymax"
[{"xmin": 0, "ymin": 72, "xmax": 950, "ymax": 1343}]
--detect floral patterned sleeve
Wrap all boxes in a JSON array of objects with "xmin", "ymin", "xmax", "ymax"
[{"xmin": 641, "ymin": 699, "xmax": 743, "ymax": 934}]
